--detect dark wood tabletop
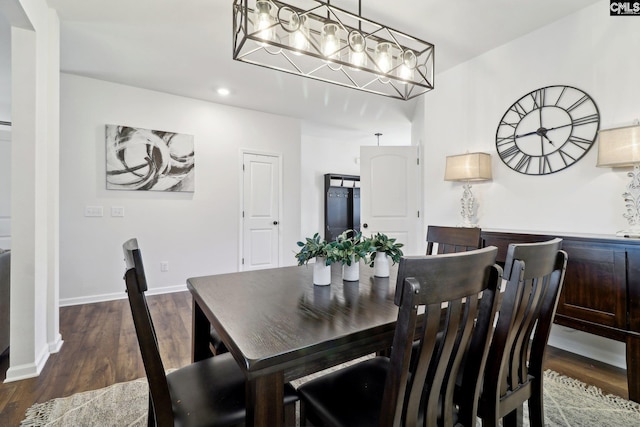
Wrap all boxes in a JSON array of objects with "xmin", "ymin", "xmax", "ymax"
[{"xmin": 187, "ymin": 262, "xmax": 399, "ymax": 427}]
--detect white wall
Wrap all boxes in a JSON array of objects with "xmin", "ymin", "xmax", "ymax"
[
  {"xmin": 423, "ymin": 1, "xmax": 639, "ymax": 233},
  {"xmin": 59, "ymin": 74, "xmax": 301, "ymax": 305},
  {"xmin": 6, "ymin": 0, "xmax": 61, "ymax": 382},
  {"xmin": 420, "ymin": 0, "xmax": 637, "ymax": 369},
  {"xmin": 0, "ymin": 129, "xmax": 10, "ymax": 248},
  {"xmin": 0, "ymin": 11, "xmax": 11, "ymax": 122}
]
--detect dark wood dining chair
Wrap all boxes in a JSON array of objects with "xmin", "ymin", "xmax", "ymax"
[
  {"xmin": 298, "ymin": 247, "xmax": 502, "ymax": 427},
  {"xmin": 426, "ymin": 225, "xmax": 482, "ymax": 255},
  {"xmin": 475, "ymin": 238, "xmax": 568, "ymax": 427},
  {"xmin": 122, "ymin": 238, "xmax": 298, "ymax": 427},
  {"xmin": 209, "ymin": 327, "xmax": 228, "ymax": 355}
]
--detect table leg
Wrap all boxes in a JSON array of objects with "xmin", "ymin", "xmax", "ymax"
[
  {"xmin": 627, "ymin": 335, "xmax": 640, "ymax": 403},
  {"xmin": 246, "ymin": 371, "xmax": 284, "ymax": 427},
  {"xmin": 192, "ymin": 298, "xmax": 211, "ymax": 362}
]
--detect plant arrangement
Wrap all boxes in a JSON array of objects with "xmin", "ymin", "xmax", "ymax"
[
  {"xmin": 331, "ymin": 230, "xmax": 371, "ymax": 266},
  {"xmin": 294, "ymin": 233, "xmax": 339, "ymax": 266},
  {"xmin": 366, "ymin": 232, "xmax": 404, "ymax": 267}
]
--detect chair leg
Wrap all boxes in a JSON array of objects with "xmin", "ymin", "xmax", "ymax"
[
  {"xmin": 147, "ymin": 395, "xmax": 156, "ymax": 427},
  {"xmin": 284, "ymin": 401, "xmax": 296, "ymax": 426},
  {"xmin": 528, "ymin": 384, "xmax": 545, "ymax": 427},
  {"xmin": 299, "ymin": 400, "xmax": 307, "ymax": 426},
  {"xmin": 503, "ymin": 406, "xmax": 524, "ymax": 427}
]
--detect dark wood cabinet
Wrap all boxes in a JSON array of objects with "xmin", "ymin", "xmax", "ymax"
[
  {"xmin": 324, "ymin": 174, "xmax": 360, "ymax": 241},
  {"xmin": 481, "ymin": 230, "xmax": 640, "ymax": 402}
]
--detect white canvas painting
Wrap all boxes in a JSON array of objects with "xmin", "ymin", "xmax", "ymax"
[{"xmin": 106, "ymin": 125, "xmax": 195, "ymax": 192}]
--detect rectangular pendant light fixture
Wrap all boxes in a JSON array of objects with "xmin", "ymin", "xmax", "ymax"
[{"xmin": 233, "ymin": 0, "xmax": 435, "ymax": 100}]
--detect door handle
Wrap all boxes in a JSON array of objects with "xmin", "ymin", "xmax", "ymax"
[
  {"xmin": 363, "ymin": 223, "xmax": 368, "ymax": 228},
  {"xmin": 273, "ymin": 221, "xmax": 279, "ymax": 225}
]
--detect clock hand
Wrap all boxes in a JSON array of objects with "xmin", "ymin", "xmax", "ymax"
[
  {"xmin": 542, "ymin": 133, "xmax": 555, "ymax": 146},
  {"xmin": 515, "ymin": 129, "xmax": 539, "ymax": 138},
  {"xmin": 545, "ymin": 122, "xmax": 573, "ymax": 132},
  {"xmin": 515, "ymin": 122, "xmax": 574, "ymax": 139}
]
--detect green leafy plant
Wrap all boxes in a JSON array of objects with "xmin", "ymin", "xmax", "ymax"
[
  {"xmin": 331, "ymin": 230, "xmax": 371, "ymax": 266},
  {"xmin": 294, "ymin": 233, "xmax": 338, "ymax": 266},
  {"xmin": 366, "ymin": 232, "xmax": 404, "ymax": 267}
]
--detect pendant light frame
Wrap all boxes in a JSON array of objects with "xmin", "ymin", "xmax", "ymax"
[{"xmin": 233, "ymin": 0, "xmax": 435, "ymax": 100}]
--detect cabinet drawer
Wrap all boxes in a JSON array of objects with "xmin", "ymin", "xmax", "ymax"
[{"xmin": 556, "ymin": 241, "xmax": 626, "ymax": 333}]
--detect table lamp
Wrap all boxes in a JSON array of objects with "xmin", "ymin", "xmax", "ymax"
[
  {"xmin": 444, "ymin": 152, "xmax": 492, "ymax": 227},
  {"xmin": 596, "ymin": 123, "xmax": 640, "ymax": 237}
]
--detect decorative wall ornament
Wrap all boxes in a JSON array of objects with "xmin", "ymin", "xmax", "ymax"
[
  {"xmin": 496, "ymin": 85, "xmax": 600, "ymax": 175},
  {"xmin": 105, "ymin": 125, "xmax": 195, "ymax": 192}
]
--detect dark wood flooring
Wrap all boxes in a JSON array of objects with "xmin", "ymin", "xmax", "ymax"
[{"xmin": 0, "ymin": 291, "xmax": 629, "ymax": 426}]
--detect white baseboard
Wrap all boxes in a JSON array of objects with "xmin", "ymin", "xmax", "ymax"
[
  {"xmin": 49, "ymin": 333, "xmax": 64, "ymax": 353},
  {"xmin": 59, "ymin": 284, "xmax": 188, "ymax": 307},
  {"xmin": 548, "ymin": 324, "xmax": 626, "ymax": 370},
  {"xmin": 4, "ymin": 343, "xmax": 50, "ymax": 383}
]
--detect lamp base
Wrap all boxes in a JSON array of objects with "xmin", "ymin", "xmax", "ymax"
[
  {"xmin": 618, "ymin": 164, "xmax": 640, "ymax": 238},
  {"xmin": 457, "ymin": 221, "xmax": 479, "ymax": 228},
  {"xmin": 458, "ymin": 183, "xmax": 479, "ymax": 228}
]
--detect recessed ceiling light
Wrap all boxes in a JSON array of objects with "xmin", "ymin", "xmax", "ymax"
[{"xmin": 217, "ymin": 88, "xmax": 230, "ymax": 96}]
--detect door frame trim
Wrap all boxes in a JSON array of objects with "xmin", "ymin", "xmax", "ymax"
[{"xmin": 238, "ymin": 149, "xmax": 284, "ymax": 271}]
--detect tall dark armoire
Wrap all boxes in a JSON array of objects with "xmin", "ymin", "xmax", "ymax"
[{"xmin": 324, "ymin": 174, "xmax": 360, "ymax": 242}]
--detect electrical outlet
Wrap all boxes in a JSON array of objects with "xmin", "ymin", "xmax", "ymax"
[
  {"xmin": 160, "ymin": 261, "xmax": 169, "ymax": 272},
  {"xmin": 84, "ymin": 206, "xmax": 104, "ymax": 217},
  {"xmin": 111, "ymin": 206, "xmax": 125, "ymax": 217}
]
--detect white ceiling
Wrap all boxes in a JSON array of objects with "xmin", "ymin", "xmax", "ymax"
[{"xmin": 2, "ymin": 0, "xmax": 601, "ymax": 132}]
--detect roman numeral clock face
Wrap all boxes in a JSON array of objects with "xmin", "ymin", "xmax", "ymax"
[{"xmin": 496, "ymin": 85, "xmax": 600, "ymax": 175}]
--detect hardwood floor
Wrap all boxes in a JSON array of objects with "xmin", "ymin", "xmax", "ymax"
[{"xmin": 0, "ymin": 291, "xmax": 629, "ymax": 426}]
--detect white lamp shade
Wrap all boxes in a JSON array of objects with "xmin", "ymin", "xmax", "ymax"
[
  {"xmin": 444, "ymin": 152, "xmax": 492, "ymax": 181},
  {"xmin": 597, "ymin": 124, "xmax": 640, "ymax": 167}
]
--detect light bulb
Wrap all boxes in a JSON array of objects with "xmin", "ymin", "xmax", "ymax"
[
  {"xmin": 321, "ymin": 22, "xmax": 341, "ymax": 61},
  {"xmin": 289, "ymin": 14, "xmax": 309, "ymax": 52},
  {"xmin": 375, "ymin": 42, "xmax": 392, "ymax": 82},
  {"xmin": 397, "ymin": 49, "xmax": 416, "ymax": 83},
  {"xmin": 254, "ymin": 1, "xmax": 275, "ymax": 42},
  {"xmin": 349, "ymin": 31, "xmax": 367, "ymax": 69}
]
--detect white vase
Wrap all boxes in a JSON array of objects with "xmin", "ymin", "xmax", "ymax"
[
  {"xmin": 313, "ymin": 257, "xmax": 332, "ymax": 286},
  {"xmin": 342, "ymin": 257, "xmax": 359, "ymax": 282},
  {"xmin": 374, "ymin": 251, "xmax": 390, "ymax": 277}
]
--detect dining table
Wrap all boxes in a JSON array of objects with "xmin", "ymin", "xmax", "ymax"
[{"xmin": 187, "ymin": 261, "xmax": 400, "ymax": 427}]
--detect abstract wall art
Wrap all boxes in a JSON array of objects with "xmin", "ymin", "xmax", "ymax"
[{"xmin": 106, "ymin": 124, "xmax": 195, "ymax": 192}]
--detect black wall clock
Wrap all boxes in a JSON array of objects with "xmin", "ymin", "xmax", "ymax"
[{"xmin": 495, "ymin": 85, "xmax": 600, "ymax": 175}]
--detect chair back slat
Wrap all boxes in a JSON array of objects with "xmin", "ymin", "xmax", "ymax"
[
  {"xmin": 382, "ymin": 246, "xmax": 501, "ymax": 427},
  {"xmin": 426, "ymin": 225, "xmax": 482, "ymax": 255},
  {"xmin": 122, "ymin": 238, "xmax": 174, "ymax": 425}
]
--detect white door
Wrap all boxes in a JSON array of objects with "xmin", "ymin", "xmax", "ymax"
[
  {"xmin": 242, "ymin": 153, "xmax": 280, "ymax": 271},
  {"xmin": 360, "ymin": 146, "xmax": 421, "ymax": 255}
]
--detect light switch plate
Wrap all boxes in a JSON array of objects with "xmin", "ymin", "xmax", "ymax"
[{"xmin": 84, "ymin": 206, "xmax": 103, "ymax": 217}]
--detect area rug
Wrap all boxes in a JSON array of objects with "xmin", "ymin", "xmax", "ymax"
[{"xmin": 20, "ymin": 370, "xmax": 640, "ymax": 426}]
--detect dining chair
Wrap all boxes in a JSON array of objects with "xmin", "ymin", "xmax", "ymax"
[
  {"xmin": 425, "ymin": 225, "xmax": 482, "ymax": 255},
  {"xmin": 122, "ymin": 238, "xmax": 298, "ymax": 427},
  {"xmin": 298, "ymin": 247, "xmax": 502, "ymax": 427},
  {"xmin": 475, "ymin": 238, "xmax": 568, "ymax": 427},
  {"xmin": 209, "ymin": 327, "xmax": 228, "ymax": 355}
]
